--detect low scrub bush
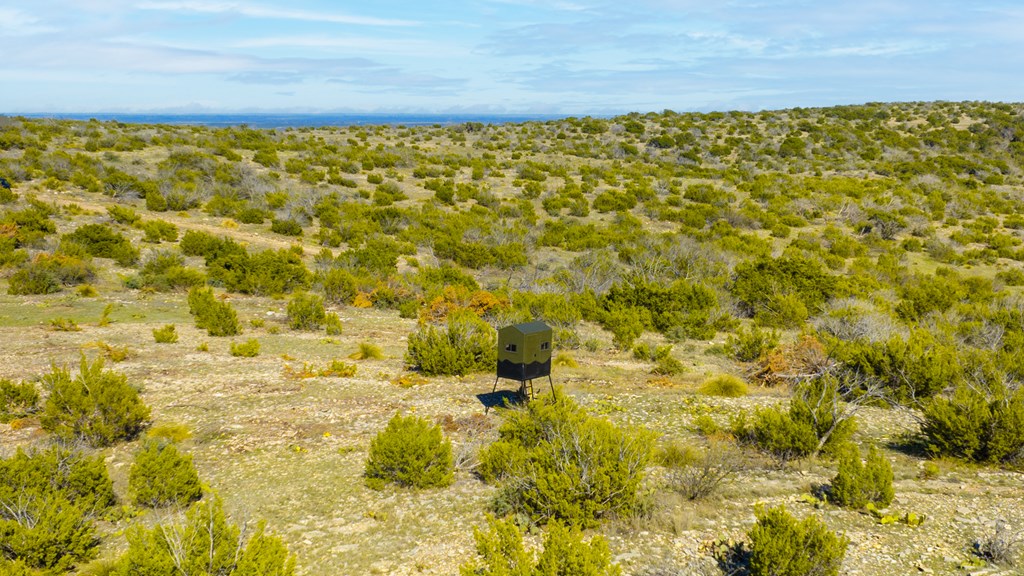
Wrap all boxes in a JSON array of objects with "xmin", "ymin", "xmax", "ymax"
[
  {"xmin": 286, "ymin": 292, "xmax": 326, "ymax": 330},
  {"xmin": 62, "ymin": 223, "xmax": 138, "ymax": 266},
  {"xmin": 40, "ymin": 356, "xmax": 151, "ymax": 447},
  {"xmin": 732, "ymin": 405, "xmax": 817, "ymax": 465},
  {"xmin": 921, "ymin": 383, "xmax": 1024, "ymax": 464},
  {"xmin": 700, "ymin": 374, "xmax": 749, "ymax": 397},
  {"xmin": 0, "ymin": 379, "xmax": 39, "ymax": 423},
  {"xmin": 479, "ymin": 393, "xmax": 653, "ymax": 527},
  {"xmin": 152, "ymin": 324, "xmax": 178, "ymax": 343},
  {"xmin": 140, "ymin": 219, "xmax": 178, "ymax": 243},
  {"xmin": 725, "ymin": 325, "xmax": 779, "ymax": 362},
  {"xmin": 187, "ymin": 286, "xmax": 241, "ymax": 336},
  {"xmin": 128, "ymin": 440, "xmax": 203, "ymax": 507},
  {"xmin": 7, "ymin": 252, "xmax": 96, "ymax": 295},
  {"xmin": 324, "ymin": 312, "xmax": 343, "ymax": 335},
  {"xmin": 405, "ymin": 311, "xmax": 496, "ymax": 376},
  {"xmin": 133, "ymin": 250, "xmax": 205, "ymax": 292},
  {"xmin": 114, "ymin": 496, "xmax": 295, "ymax": 576},
  {"xmin": 364, "ymin": 413, "xmax": 453, "ymax": 490},
  {"xmin": 460, "ymin": 515, "xmax": 621, "ymax": 576},
  {"xmin": 230, "ymin": 339, "xmax": 260, "ymax": 357},
  {"xmin": 747, "ymin": 505, "xmax": 849, "ymax": 576},
  {"xmin": 829, "ymin": 445, "xmax": 894, "ymax": 509}
]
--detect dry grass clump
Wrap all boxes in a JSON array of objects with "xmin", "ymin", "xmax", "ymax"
[
  {"xmin": 349, "ymin": 341, "xmax": 384, "ymax": 360},
  {"xmin": 699, "ymin": 374, "xmax": 749, "ymax": 397}
]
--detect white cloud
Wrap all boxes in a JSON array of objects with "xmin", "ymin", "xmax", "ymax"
[
  {"xmin": 232, "ymin": 35, "xmax": 459, "ymax": 57},
  {"xmin": 136, "ymin": 1, "xmax": 419, "ymax": 27},
  {"xmin": 0, "ymin": 7, "xmax": 60, "ymax": 35}
]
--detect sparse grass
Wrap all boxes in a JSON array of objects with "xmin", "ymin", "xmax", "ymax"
[
  {"xmin": 148, "ymin": 422, "xmax": 192, "ymax": 443},
  {"xmin": 49, "ymin": 317, "xmax": 82, "ymax": 331},
  {"xmin": 553, "ymin": 352, "xmax": 578, "ymax": 368}
]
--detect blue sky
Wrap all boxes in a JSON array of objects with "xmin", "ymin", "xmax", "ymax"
[{"xmin": 1, "ymin": 1, "xmax": 1022, "ymax": 114}]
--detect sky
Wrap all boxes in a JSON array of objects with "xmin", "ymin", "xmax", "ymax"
[{"xmin": 1, "ymin": 1, "xmax": 1023, "ymax": 115}]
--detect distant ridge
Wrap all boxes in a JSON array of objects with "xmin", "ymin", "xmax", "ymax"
[{"xmin": 12, "ymin": 112, "xmax": 575, "ymax": 129}]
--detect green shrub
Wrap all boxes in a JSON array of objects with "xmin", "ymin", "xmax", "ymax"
[
  {"xmin": 789, "ymin": 376, "xmax": 858, "ymax": 458},
  {"xmin": 134, "ymin": 250, "xmax": 205, "ymax": 292},
  {"xmin": 152, "ymin": 324, "xmax": 178, "ymax": 343},
  {"xmin": 114, "ymin": 496, "xmax": 295, "ymax": 576},
  {"xmin": 650, "ymin": 345, "xmax": 686, "ymax": 375},
  {"xmin": 187, "ymin": 286, "xmax": 241, "ymax": 336},
  {"xmin": 107, "ymin": 204, "xmax": 140, "ymax": 225},
  {"xmin": 922, "ymin": 384, "xmax": 1024, "ymax": 464},
  {"xmin": 747, "ymin": 505, "xmax": 849, "ymax": 576},
  {"xmin": 364, "ymin": 413, "xmax": 454, "ymax": 490},
  {"xmin": 700, "ymin": 374, "xmax": 749, "ymax": 397},
  {"xmin": 321, "ymin": 268, "xmax": 357, "ymax": 304},
  {"xmin": 460, "ymin": 515, "xmax": 621, "ymax": 576},
  {"xmin": 405, "ymin": 311, "xmax": 496, "ymax": 376},
  {"xmin": 480, "ymin": 393, "xmax": 653, "ymax": 527},
  {"xmin": 0, "ymin": 494, "xmax": 97, "ymax": 572},
  {"xmin": 7, "ymin": 252, "xmax": 96, "ymax": 295},
  {"xmin": 0, "ymin": 379, "xmax": 39, "ymax": 423},
  {"xmin": 62, "ymin": 223, "xmax": 139, "ymax": 266},
  {"xmin": 733, "ymin": 405, "xmax": 817, "ymax": 465},
  {"xmin": 230, "ymin": 339, "xmax": 260, "ymax": 357},
  {"xmin": 286, "ymin": 292, "xmax": 326, "ymax": 330},
  {"xmin": 829, "ymin": 445, "xmax": 894, "ymax": 509},
  {"xmin": 0, "ymin": 447, "xmax": 115, "ymax": 572},
  {"xmin": 128, "ymin": 440, "xmax": 203, "ymax": 507},
  {"xmin": 322, "ymin": 312, "xmax": 341, "ymax": 335},
  {"xmin": 40, "ymin": 356, "xmax": 151, "ymax": 447},
  {"xmin": 725, "ymin": 325, "xmax": 779, "ymax": 362},
  {"xmin": 140, "ymin": 219, "xmax": 178, "ymax": 243},
  {"xmin": 0, "ymin": 446, "xmax": 116, "ymax": 514},
  {"xmin": 270, "ymin": 218, "xmax": 303, "ymax": 236}
]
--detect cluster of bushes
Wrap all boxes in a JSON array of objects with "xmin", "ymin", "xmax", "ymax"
[
  {"xmin": 599, "ymin": 275, "xmax": 728, "ymax": 348},
  {"xmin": 187, "ymin": 286, "xmax": 241, "ymax": 336},
  {"xmin": 130, "ymin": 250, "xmax": 205, "ymax": 291},
  {"xmin": 7, "ymin": 250, "xmax": 96, "ymax": 295},
  {"xmin": 478, "ymin": 393, "xmax": 653, "ymax": 527},
  {"xmin": 460, "ymin": 515, "xmax": 620, "ymax": 576},
  {"xmin": 62, "ymin": 223, "xmax": 139, "ymax": 266},
  {"xmin": 180, "ymin": 230, "xmax": 310, "ymax": 295},
  {"xmin": 922, "ymin": 383, "xmax": 1024, "ymax": 464}
]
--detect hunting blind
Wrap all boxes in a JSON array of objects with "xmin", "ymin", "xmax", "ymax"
[{"xmin": 493, "ymin": 321, "xmax": 555, "ymax": 399}]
